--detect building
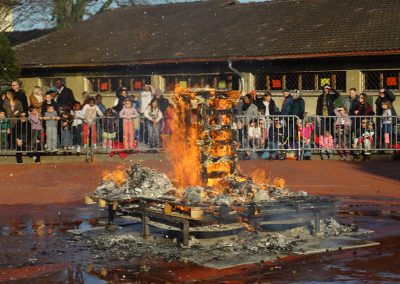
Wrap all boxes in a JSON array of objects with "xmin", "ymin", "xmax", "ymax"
[
  {"xmin": 0, "ymin": 5, "xmax": 13, "ymax": 32},
  {"xmin": 15, "ymin": 0, "xmax": 400, "ymax": 113}
]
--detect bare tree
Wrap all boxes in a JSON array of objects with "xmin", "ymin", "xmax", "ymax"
[{"xmin": 1, "ymin": 0, "xmax": 174, "ymax": 31}]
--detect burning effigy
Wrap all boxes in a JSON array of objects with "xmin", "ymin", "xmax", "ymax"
[{"xmin": 84, "ymin": 87, "xmax": 377, "ymax": 269}]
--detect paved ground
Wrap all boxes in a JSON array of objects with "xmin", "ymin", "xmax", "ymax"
[
  {"xmin": 0, "ymin": 155, "xmax": 399, "ymax": 282},
  {"xmin": 1, "ymin": 157, "xmax": 399, "ymax": 205}
]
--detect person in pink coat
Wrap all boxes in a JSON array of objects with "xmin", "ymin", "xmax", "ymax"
[
  {"xmin": 319, "ymin": 130, "xmax": 334, "ymax": 160},
  {"xmin": 119, "ymin": 99, "xmax": 138, "ymax": 149}
]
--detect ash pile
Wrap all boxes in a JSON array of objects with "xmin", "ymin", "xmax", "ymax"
[{"xmin": 94, "ymin": 163, "xmax": 312, "ymax": 206}]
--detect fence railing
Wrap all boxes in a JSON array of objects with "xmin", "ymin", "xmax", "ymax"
[{"xmin": 0, "ymin": 114, "xmax": 398, "ymax": 161}]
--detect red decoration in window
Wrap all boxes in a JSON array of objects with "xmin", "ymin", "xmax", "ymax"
[
  {"xmin": 272, "ymin": 80, "xmax": 282, "ymax": 89},
  {"xmin": 134, "ymin": 81, "xmax": 142, "ymax": 90},
  {"xmin": 100, "ymin": 82, "xmax": 109, "ymax": 91},
  {"xmin": 386, "ymin": 77, "xmax": 397, "ymax": 87}
]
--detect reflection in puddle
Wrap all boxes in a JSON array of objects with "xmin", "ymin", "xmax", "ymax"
[{"xmin": 0, "ymin": 218, "xmax": 99, "ymax": 237}]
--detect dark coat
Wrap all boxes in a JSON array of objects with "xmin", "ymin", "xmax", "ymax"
[
  {"xmin": 57, "ymin": 86, "xmax": 75, "ymax": 110},
  {"xmin": 290, "ymin": 97, "xmax": 305, "ymax": 119},
  {"xmin": 14, "ymin": 90, "xmax": 28, "ymax": 113},
  {"xmin": 355, "ymin": 103, "xmax": 375, "ymax": 116},
  {"xmin": 157, "ymin": 96, "xmax": 170, "ymax": 114},
  {"xmin": 316, "ymin": 90, "xmax": 340, "ymax": 116},
  {"xmin": 41, "ymin": 100, "xmax": 59, "ymax": 116},
  {"xmin": 281, "ymin": 95, "xmax": 293, "ymax": 115},
  {"xmin": 254, "ymin": 97, "xmax": 278, "ymax": 115},
  {"xmin": 375, "ymin": 89, "xmax": 397, "ymax": 116}
]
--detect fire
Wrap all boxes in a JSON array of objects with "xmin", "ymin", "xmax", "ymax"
[
  {"xmin": 206, "ymin": 161, "xmax": 232, "ymax": 174},
  {"xmin": 208, "ymin": 145, "xmax": 233, "ymax": 157},
  {"xmin": 103, "ymin": 170, "xmax": 128, "ymax": 187},
  {"xmin": 273, "ymin": 177, "xmax": 285, "ymax": 189},
  {"xmin": 251, "ymin": 169, "xmax": 269, "ymax": 185},
  {"xmin": 166, "ymin": 87, "xmax": 202, "ymax": 189},
  {"xmin": 210, "ymin": 130, "xmax": 232, "ymax": 141}
]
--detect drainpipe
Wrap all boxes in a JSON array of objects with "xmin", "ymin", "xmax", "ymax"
[{"xmin": 228, "ymin": 60, "xmax": 245, "ymax": 93}]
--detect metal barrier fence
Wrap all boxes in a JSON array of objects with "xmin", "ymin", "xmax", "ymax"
[
  {"xmin": 0, "ymin": 114, "xmax": 398, "ymax": 161},
  {"xmin": 237, "ymin": 114, "xmax": 399, "ymax": 160}
]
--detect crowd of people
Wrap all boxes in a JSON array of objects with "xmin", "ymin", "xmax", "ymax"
[
  {"xmin": 0, "ymin": 79, "xmax": 173, "ymax": 163},
  {"xmin": 235, "ymin": 84, "xmax": 398, "ymax": 161},
  {"xmin": 0, "ymin": 79, "xmax": 398, "ymax": 163}
]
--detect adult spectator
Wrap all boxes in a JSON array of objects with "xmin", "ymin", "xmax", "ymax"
[
  {"xmin": 344, "ymin": 88, "xmax": 359, "ymax": 115},
  {"xmin": 237, "ymin": 93, "xmax": 259, "ymax": 121},
  {"xmin": 290, "ymin": 90, "xmax": 305, "ymax": 119},
  {"xmin": 3, "ymin": 89, "xmax": 24, "ymax": 126},
  {"xmin": 113, "ymin": 87, "xmax": 129, "ymax": 142},
  {"xmin": 11, "ymin": 81, "xmax": 28, "ymax": 114},
  {"xmin": 29, "ymin": 86, "xmax": 45, "ymax": 114},
  {"xmin": 353, "ymin": 93, "xmax": 375, "ymax": 139},
  {"xmin": 54, "ymin": 79, "xmax": 75, "ymax": 111},
  {"xmin": 316, "ymin": 84, "xmax": 340, "ymax": 132},
  {"xmin": 316, "ymin": 84, "xmax": 340, "ymax": 116},
  {"xmin": 0, "ymin": 88, "xmax": 7, "ymax": 110},
  {"xmin": 354, "ymin": 93, "xmax": 375, "ymax": 116},
  {"xmin": 113, "ymin": 87, "xmax": 128, "ymax": 113},
  {"xmin": 139, "ymin": 85, "xmax": 153, "ymax": 115},
  {"xmin": 281, "ymin": 89, "xmax": 293, "ymax": 115},
  {"xmin": 375, "ymin": 88, "xmax": 397, "ymax": 117},
  {"xmin": 254, "ymin": 91, "xmax": 278, "ymax": 116}
]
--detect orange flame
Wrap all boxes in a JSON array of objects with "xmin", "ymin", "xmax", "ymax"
[
  {"xmin": 210, "ymin": 130, "xmax": 232, "ymax": 141},
  {"xmin": 166, "ymin": 88, "xmax": 202, "ymax": 189},
  {"xmin": 102, "ymin": 170, "xmax": 128, "ymax": 187},
  {"xmin": 251, "ymin": 169, "xmax": 269, "ymax": 185},
  {"xmin": 273, "ymin": 177, "xmax": 285, "ymax": 189}
]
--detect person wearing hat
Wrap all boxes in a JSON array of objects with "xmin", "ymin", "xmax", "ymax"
[
  {"xmin": 316, "ymin": 84, "xmax": 340, "ymax": 131},
  {"xmin": 13, "ymin": 112, "xmax": 41, "ymax": 164},
  {"xmin": 316, "ymin": 84, "xmax": 340, "ymax": 117}
]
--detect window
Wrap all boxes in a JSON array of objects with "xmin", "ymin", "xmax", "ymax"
[
  {"xmin": 255, "ymin": 72, "xmax": 346, "ymax": 91},
  {"xmin": 362, "ymin": 70, "xmax": 400, "ymax": 91},
  {"xmin": 40, "ymin": 78, "xmax": 66, "ymax": 90},
  {"xmin": 164, "ymin": 74, "xmax": 239, "ymax": 92},
  {"xmin": 87, "ymin": 76, "xmax": 151, "ymax": 93}
]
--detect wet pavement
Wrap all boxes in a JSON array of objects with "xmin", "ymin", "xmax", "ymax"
[{"xmin": 0, "ymin": 159, "xmax": 399, "ymax": 283}]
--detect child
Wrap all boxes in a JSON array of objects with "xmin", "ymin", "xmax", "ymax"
[
  {"xmin": 28, "ymin": 106, "xmax": 42, "ymax": 152},
  {"xmin": 119, "ymin": 99, "xmax": 138, "ymax": 150},
  {"xmin": 298, "ymin": 119, "xmax": 314, "ymax": 160},
  {"xmin": 43, "ymin": 105, "xmax": 59, "ymax": 152},
  {"xmin": 144, "ymin": 99, "xmax": 163, "ymax": 150},
  {"xmin": 0, "ymin": 109, "xmax": 11, "ymax": 150},
  {"xmin": 381, "ymin": 100, "xmax": 393, "ymax": 148},
  {"xmin": 334, "ymin": 107, "xmax": 352, "ymax": 160},
  {"xmin": 319, "ymin": 130, "xmax": 334, "ymax": 160},
  {"xmin": 60, "ymin": 110, "xmax": 74, "ymax": 150},
  {"xmin": 267, "ymin": 118, "xmax": 287, "ymax": 160},
  {"xmin": 71, "ymin": 101, "xmax": 84, "ymax": 153},
  {"xmin": 102, "ymin": 108, "xmax": 117, "ymax": 149},
  {"xmin": 248, "ymin": 119, "xmax": 261, "ymax": 149},
  {"xmin": 354, "ymin": 121, "xmax": 375, "ymax": 160},
  {"xmin": 82, "ymin": 97, "xmax": 104, "ymax": 148}
]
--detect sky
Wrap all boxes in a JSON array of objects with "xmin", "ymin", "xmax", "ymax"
[{"xmin": 13, "ymin": 0, "xmax": 269, "ymax": 31}]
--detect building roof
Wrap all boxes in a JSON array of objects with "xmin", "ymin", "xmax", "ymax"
[
  {"xmin": 15, "ymin": 0, "xmax": 400, "ymax": 69},
  {"xmin": 6, "ymin": 29, "xmax": 54, "ymax": 46}
]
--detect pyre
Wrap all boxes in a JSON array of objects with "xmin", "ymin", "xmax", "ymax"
[{"xmin": 168, "ymin": 87, "xmax": 241, "ymax": 189}]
